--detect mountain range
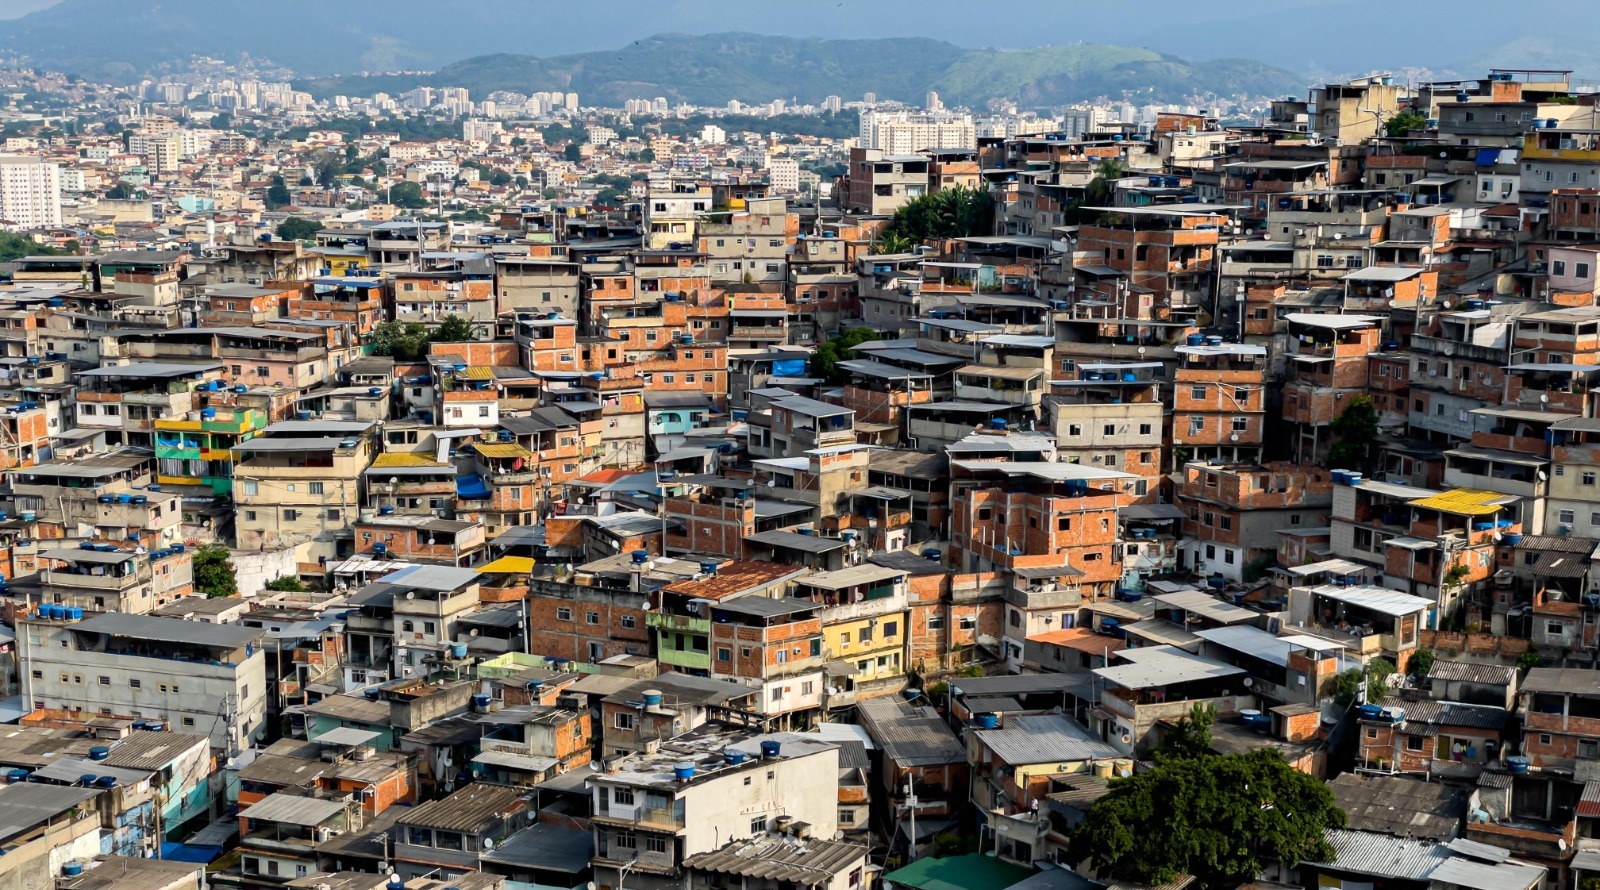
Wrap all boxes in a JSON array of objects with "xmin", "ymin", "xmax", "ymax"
[
  {"xmin": 292, "ymin": 34, "xmax": 1307, "ymax": 108},
  {"xmin": 0, "ymin": 0, "xmax": 1306, "ymax": 106}
]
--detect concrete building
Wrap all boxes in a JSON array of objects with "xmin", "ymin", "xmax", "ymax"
[
  {"xmin": 589, "ymin": 730, "xmax": 840, "ymax": 890},
  {"xmin": 858, "ymin": 110, "xmax": 975, "ymax": 154},
  {"xmin": 0, "ymin": 155, "xmax": 62, "ymax": 229},
  {"xmin": 19, "ymin": 612, "xmax": 268, "ymax": 751}
]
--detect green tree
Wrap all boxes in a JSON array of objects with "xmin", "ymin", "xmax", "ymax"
[
  {"xmin": 312, "ymin": 150, "xmax": 345, "ymax": 188},
  {"xmin": 878, "ymin": 185, "xmax": 993, "ymax": 250},
  {"xmin": 1085, "ymin": 158, "xmax": 1127, "ymax": 206},
  {"xmin": 389, "ymin": 181, "xmax": 427, "ymax": 209},
  {"xmin": 429, "ymin": 315, "xmax": 476, "ymax": 344},
  {"xmin": 1066, "ymin": 748, "xmax": 1344, "ymax": 888},
  {"xmin": 105, "ymin": 181, "xmax": 137, "ymax": 200},
  {"xmin": 275, "ymin": 217, "xmax": 322, "ymax": 242},
  {"xmin": 873, "ymin": 230, "xmax": 919, "ymax": 255},
  {"xmin": 563, "ymin": 143, "xmax": 583, "ymax": 163},
  {"xmin": 264, "ymin": 575, "xmax": 305, "ymax": 592},
  {"xmin": 193, "ymin": 544, "xmax": 239, "ymax": 599},
  {"xmin": 490, "ymin": 170, "xmax": 513, "ymax": 186},
  {"xmin": 0, "ymin": 232, "xmax": 70, "ymax": 262},
  {"xmin": 1411, "ymin": 648, "xmax": 1436, "ymax": 679},
  {"xmin": 1385, "ymin": 111, "xmax": 1429, "ymax": 138},
  {"xmin": 1156, "ymin": 702, "xmax": 1216, "ymax": 761},
  {"xmin": 809, "ymin": 327, "xmax": 880, "ymax": 384},
  {"xmin": 369, "ymin": 319, "xmax": 432, "ymax": 360},
  {"xmin": 1518, "ymin": 649, "xmax": 1544, "ymax": 671},
  {"xmin": 266, "ymin": 174, "xmax": 292, "ymax": 209},
  {"xmin": 1327, "ymin": 395, "xmax": 1380, "ymax": 472},
  {"xmin": 1365, "ymin": 657, "xmax": 1396, "ymax": 703}
]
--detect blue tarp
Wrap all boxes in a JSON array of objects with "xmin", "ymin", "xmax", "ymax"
[
  {"xmin": 160, "ymin": 843, "xmax": 220, "ymax": 863},
  {"xmin": 772, "ymin": 359, "xmax": 808, "ymax": 377},
  {"xmin": 1475, "ymin": 148, "xmax": 1502, "ymax": 167},
  {"xmin": 457, "ymin": 474, "xmax": 491, "ymax": 499}
]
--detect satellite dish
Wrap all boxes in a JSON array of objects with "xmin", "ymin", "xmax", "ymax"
[
  {"xmin": 832, "ymin": 831, "xmax": 845, "ymax": 842},
  {"xmin": 1242, "ymin": 677, "xmax": 1254, "ymax": 687},
  {"xmin": 483, "ymin": 838, "xmax": 495, "ymax": 851},
  {"xmin": 640, "ymin": 602, "xmax": 651, "ymax": 611},
  {"xmin": 405, "ymin": 591, "xmax": 416, "ymax": 600}
]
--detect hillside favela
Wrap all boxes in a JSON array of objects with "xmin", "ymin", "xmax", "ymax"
[{"xmin": 8, "ymin": 3, "xmax": 1600, "ymax": 890}]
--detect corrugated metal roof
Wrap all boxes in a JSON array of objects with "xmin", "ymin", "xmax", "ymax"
[
  {"xmin": 684, "ymin": 837, "xmax": 867, "ymax": 883},
  {"xmin": 470, "ymin": 442, "xmax": 534, "ymax": 459},
  {"xmin": 240, "ymin": 792, "xmax": 345, "ymax": 826},
  {"xmin": 1428, "ymin": 660, "xmax": 1516, "ymax": 686},
  {"xmin": 103, "ymin": 731, "xmax": 209, "ymax": 771},
  {"xmin": 71, "ymin": 613, "xmax": 263, "ymax": 650},
  {"xmin": 477, "ymin": 556, "xmax": 535, "ymax": 575},
  {"xmin": 1320, "ymin": 828, "xmax": 1452, "ymax": 879},
  {"xmin": 398, "ymin": 782, "xmax": 527, "ymax": 831},
  {"xmin": 0, "ymin": 784, "xmax": 101, "ymax": 843},
  {"xmin": 1094, "ymin": 646, "xmax": 1245, "ymax": 690},
  {"xmin": 1311, "ymin": 585, "xmax": 1433, "ymax": 617},
  {"xmin": 1151, "ymin": 589, "xmax": 1258, "ymax": 624},
  {"xmin": 857, "ymin": 697, "xmax": 965, "ymax": 768},
  {"xmin": 1408, "ymin": 488, "xmax": 1513, "ymax": 517},
  {"xmin": 371, "ymin": 452, "xmax": 449, "ymax": 468},
  {"xmin": 1428, "ymin": 856, "xmax": 1544, "ymax": 890},
  {"xmin": 973, "ymin": 715, "xmax": 1119, "ymax": 765}
]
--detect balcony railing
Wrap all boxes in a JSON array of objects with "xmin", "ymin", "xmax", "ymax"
[{"xmin": 647, "ymin": 613, "xmax": 712, "ymax": 633}]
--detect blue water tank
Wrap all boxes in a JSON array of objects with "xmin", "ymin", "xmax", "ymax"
[
  {"xmin": 368, "ymin": 387, "xmax": 383, "ymax": 397},
  {"xmin": 201, "ymin": 408, "xmax": 216, "ymax": 421},
  {"xmin": 643, "ymin": 689, "xmax": 663, "ymax": 707},
  {"xmin": 379, "ymin": 505, "xmax": 395, "ymax": 515},
  {"xmin": 1187, "ymin": 333, "xmax": 1205, "ymax": 346},
  {"xmin": 6, "ymin": 768, "xmax": 28, "ymax": 783},
  {"xmin": 674, "ymin": 763, "xmax": 696, "ymax": 782},
  {"xmin": 450, "ymin": 642, "xmax": 468, "ymax": 658},
  {"xmin": 975, "ymin": 713, "xmax": 999, "ymax": 730},
  {"xmin": 172, "ymin": 543, "xmax": 185, "ymax": 553},
  {"xmin": 95, "ymin": 776, "xmax": 116, "ymax": 789},
  {"xmin": 630, "ymin": 549, "xmax": 650, "ymax": 564},
  {"xmin": 990, "ymin": 417, "xmax": 1007, "ymax": 430},
  {"xmin": 88, "ymin": 746, "xmax": 109, "ymax": 761},
  {"xmin": 699, "ymin": 560, "xmax": 719, "ymax": 575},
  {"xmin": 373, "ymin": 543, "xmax": 387, "ymax": 555},
  {"xmin": 62, "ymin": 862, "xmax": 83, "ymax": 877},
  {"xmin": 1507, "ymin": 756, "xmax": 1531, "ymax": 774},
  {"xmin": 67, "ymin": 607, "xmax": 83, "ymax": 620},
  {"xmin": 724, "ymin": 749, "xmax": 747, "ymax": 765},
  {"xmin": 472, "ymin": 693, "xmax": 492, "ymax": 709},
  {"xmin": 922, "ymin": 548, "xmax": 942, "ymax": 561},
  {"xmin": 760, "ymin": 740, "xmax": 782, "ymax": 759},
  {"xmin": 297, "ymin": 411, "xmax": 313, "ymax": 421},
  {"xmin": 77, "ymin": 773, "xmax": 97, "ymax": 787},
  {"xmin": 364, "ymin": 688, "xmax": 381, "ymax": 700}
]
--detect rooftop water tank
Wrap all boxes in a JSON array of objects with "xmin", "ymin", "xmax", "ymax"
[
  {"xmin": 88, "ymin": 746, "xmax": 109, "ymax": 762},
  {"xmin": 674, "ymin": 763, "xmax": 695, "ymax": 782},
  {"xmin": 760, "ymin": 740, "xmax": 782, "ymax": 760}
]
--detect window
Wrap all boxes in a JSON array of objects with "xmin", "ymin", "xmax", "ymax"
[
  {"xmin": 1232, "ymin": 416, "xmax": 1248, "ymax": 432},
  {"xmin": 1547, "ymin": 621, "xmax": 1567, "ymax": 637},
  {"xmin": 1585, "ymin": 472, "xmax": 1598, "ymax": 486},
  {"xmin": 282, "ymin": 509, "xmax": 298, "ymax": 521},
  {"xmin": 614, "ymin": 712, "xmax": 635, "ymax": 730},
  {"xmin": 1406, "ymin": 736, "xmax": 1425, "ymax": 751},
  {"xmin": 1103, "ymin": 423, "xmax": 1116, "ymax": 436},
  {"xmin": 128, "ymin": 677, "xmax": 139, "ymax": 688},
  {"xmin": 1583, "ymin": 740, "xmax": 1600, "ymax": 759},
  {"xmin": 557, "ymin": 607, "xmax": 572, "ymax": 621},
  {"xmin": 1139, "ymin": 423, "xmax": 1152, "ymax": 436},
  {"xmin": 1189, "ymin": 417, "xmax": 1204, "ymax": 435},
  {"xmin": 1582, "ymin": 263, "xmax": 1592, "ymax": 279},
  {"xmin": 621, "ymin": 614, "xmax": 636, "ymax": 629},
  {"xmin": 1067, "ymin": 424, "xmax": 1081, "ymax": 437},
  {"xmin": 1190, "ymin": 385, "xmax": 1208, "ymax": 400},
  {"xmin": 750, "ymin": 817, "xmax": 767, "ymax": 834},
  {"xmin": 927, "ymin": 613, "xmax": 946, "ymax": 630},
  {"xmin": 884, "ymin": 620, "xmax": 899, "ymax": 637},
  {"xmin": 586, "ymin": 611, "xmax": 600, "ymax": 624},
  {"xmin": 1555, "ymin": 260, "xmax": 1568, "ymax": 276},
  {"xmin": 717, "ymin": 646, "xmax": 732, "ymax": 662},
  {"xmin": 242, "ymin": 481, "xmax": 258, "ymax": 496},
  {"xmin": 645, "ymin": 835, "xmax": 669, "ymax": 854},
  {"xmin": 614, "ymin": 830, "xmax": 636, "ymax": 849},
  {"xmin": 308, "ymin": 481, "xmax": 324, "ymax": 495},
  {"xmin": 1560, "ymin": 509, "xmax": 1576, "ymax": 524}
]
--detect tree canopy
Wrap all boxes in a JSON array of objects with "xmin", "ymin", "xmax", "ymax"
[
  {"xmin": 809, "ymin": 327, "xmax": 880, "ymax": 384},
  {"xmin": 388, "ymin": 181, "xmax": 427, "ymax": 209},
  {"xmin": 275, "ymin": 217, "xmax": 322, "ymax": 242},
  {"xmin": 1067, "ymin": 747, "xmax": 1343, "ymax": 888},
  {"xmin": 877, "ymin": 185, "xmax": 993, "ymax": 251},
  {"xmin": 193, "ymin": 544, "xmax": 239, "ymax": 599},
  {"xmin": 430, "ymin": 315, "xmax": 476, "ymax": 343},
  {"xmin": 1385, "ymin": 111, "xmax": 1429, "ymax": 138},
  {"xmin": 1327, "ymin": 395, "xmax": 1379, "ymax": 471},
  {"xmin": 105, "ymin": 181, "xmax": 139, "ymax": 200},
  {"xmin": 369, "ymin": 316, "xmax": 475, "ymax": 360},
  {"xmin": 0, "ymin": 232, "xmax": 71, "ymax": 263},
  {"xmin": 264, "ymin": 575, "xmax": 305, "ymax": 592}
]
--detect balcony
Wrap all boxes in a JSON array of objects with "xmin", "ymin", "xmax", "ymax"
[
  {"xmin": 657, "ymin": 647, "xmax": 711, "ymax": 670},
  {"xmin": 730, "ymin": 326, "xmax": 788, "ymax": 341},
  {"xmin": 646, "ymin": 612, "xmax": 711, "ymax": 633},
  {"xmin": 594, "ymin": 803, "xmax": 686, "ymax": 832}
]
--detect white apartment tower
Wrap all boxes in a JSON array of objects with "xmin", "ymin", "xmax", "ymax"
[
  {"xmin": 858, "ymin": 109, "xmax": 976, "ymax": 153},
  {"xmin": 0, "ymin": 156, "xmax": 62, "ymax": 229}
]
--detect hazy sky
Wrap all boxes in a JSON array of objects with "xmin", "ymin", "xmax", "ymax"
[{"xmin": 0, "ymin": 0, "xmax": 1590, "ymax": 79}]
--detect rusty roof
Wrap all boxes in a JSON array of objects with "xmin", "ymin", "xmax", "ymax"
[{"xmin": 662, "ymin": 561, "xmax": 809, "ymax": 601}]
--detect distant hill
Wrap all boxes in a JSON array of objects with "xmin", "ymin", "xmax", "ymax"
[
  {"xmin": 0, "ymin": 0, "xmax": 1306, "ymax": 105},
  {"xmin": 296, "ymin": 34, "xmax": 1307, "ymax": 107}
]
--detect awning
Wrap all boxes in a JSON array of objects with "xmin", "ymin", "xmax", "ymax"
[
  {"xmin": 457, "ymin": 474, "xmax": 491, "ymax": 499},
  {"xmin": 473, "ymin": 750, "xmax": 557, "ymax": 773}
]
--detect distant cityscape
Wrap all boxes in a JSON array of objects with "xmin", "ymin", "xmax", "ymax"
[{"xmin": 1, "ymin": 44, "xmax": 1599, "ymax": 890}]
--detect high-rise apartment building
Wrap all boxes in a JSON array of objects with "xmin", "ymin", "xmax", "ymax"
[
  {"xmin": 858, "ymin": 109, "xmax": 976, "ymax": 153},
  {"xmin": 0, "ymin": 156, "xmax": 62, "ymax": 229}
]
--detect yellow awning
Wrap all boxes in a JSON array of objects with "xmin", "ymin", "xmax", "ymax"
[
  {"xmin": 371, "ymin": 452, "xmax": 449, "ymax": 468},
  {"xmin": 1408, "ymin": 488, "xmax": 1510, "ymax": 517},
  {"xmin": 457, "ymin": 367, "xmax": 497, "ymax": 381},
  {"xmin": 470, "ymin": 442, "xmax": 534, "ymax": 459},
  {"xmin": 478, "ymin": 556, "xmax": 535, "ymax": 575}
]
